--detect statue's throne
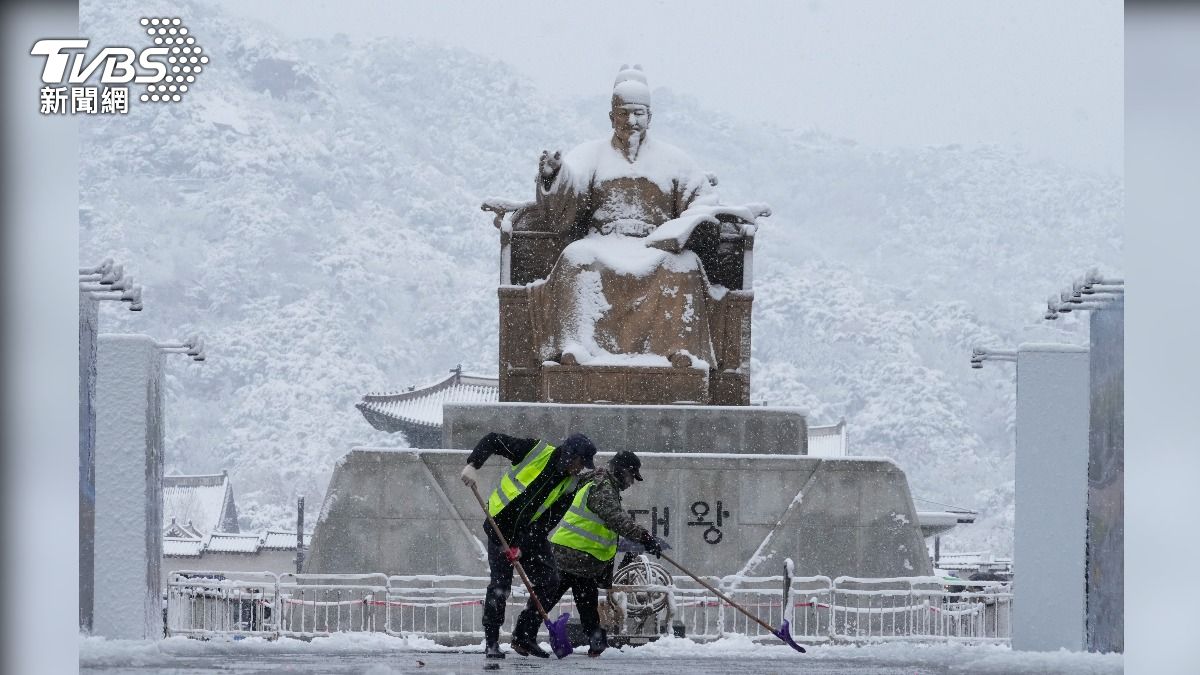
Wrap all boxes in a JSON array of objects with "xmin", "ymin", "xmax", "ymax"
[{"xmin": 482, "ymin": 199, "xmax": 763, "ymax": 406}]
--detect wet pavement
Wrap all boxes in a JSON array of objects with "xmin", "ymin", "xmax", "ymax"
[{"xmin": 82, "ymin": 649, "xmax": 955, "ymax": 675}]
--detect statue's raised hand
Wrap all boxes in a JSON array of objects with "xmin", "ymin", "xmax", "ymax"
[{"xmin": 539, "ymin": 150, "xmax": 562, "ymax": 185}]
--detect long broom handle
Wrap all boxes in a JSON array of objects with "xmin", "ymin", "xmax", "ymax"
[
  {"xmin": 468, "ymin": 482, "xmax": 552, "ymax": 623},
  {"xmin": 659, "ymin": 551, "xmax": 779, "ymax": 635}
]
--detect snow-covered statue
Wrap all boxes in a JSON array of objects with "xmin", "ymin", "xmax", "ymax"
[{"xmin": 483, "ymin": 65, "xmax": 769, "ymax": 405}]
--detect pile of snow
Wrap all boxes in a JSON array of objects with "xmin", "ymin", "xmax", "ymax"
[{"xmin": 80, "ymin": 632, "xmax": 468, "ymax": 668}]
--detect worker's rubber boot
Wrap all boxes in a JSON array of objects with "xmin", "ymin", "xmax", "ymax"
[
  {"xmin": 587, "ymin": 628, "xmax": 608, "ymax": 657},
  {"xmin": 510, "ymin": 638, "xmax": 550, "ymax": 658},
  {"xmin": 484, "ymin": 641, "xmax": 505, "ymax": 659}
]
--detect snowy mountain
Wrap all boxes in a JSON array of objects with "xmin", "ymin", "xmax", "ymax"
[{"xmin": 80, "ymin": 1, "xmax": 1121, "ymax": 553}]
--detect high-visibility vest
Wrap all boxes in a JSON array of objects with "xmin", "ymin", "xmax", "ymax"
[
  {"xmin": 487, "ymin": 441, "xmax": 579, "ymax": 521},
  {"xmin": 550, "ymin": 481, "xmax": 618, "ymax": 561}
]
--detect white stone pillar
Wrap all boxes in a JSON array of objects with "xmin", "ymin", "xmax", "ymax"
[
  {"xmin": 1012, "ymin": 343, "xmax": 1089, "ymax": 652},
  {"xmin": 93, "ymin": 334, "xmax": 164, "ymax": 640}
]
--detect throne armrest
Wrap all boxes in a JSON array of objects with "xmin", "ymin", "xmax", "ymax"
[
  {"xmin": 653, "ymin": 203, "xmax": 767, "ymax": 291},
  {"xmin": 714, "ymin": 204, "xmax": 767, "ymax": 290},
  {"xmin": 481, "ymin": 198, "xmax": 568, "ymax": 286},
  {"xmin": 481, "ymin": 198, "xmax": 534, "ymax": 229}
]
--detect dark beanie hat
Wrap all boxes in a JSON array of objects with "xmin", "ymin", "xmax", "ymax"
[
  {"xmin": 559, "ymin": 433, "xmax": 597, "ymax": 469},
  {"xmin": 609, "ymin": 450, "xmax": 643, "ymax": 481}
]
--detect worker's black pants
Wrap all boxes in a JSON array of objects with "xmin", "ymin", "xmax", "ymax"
[
  {"xmin": 513, "ymin": 568, "xmax": 603, "ymax": 644},
  {"xmin": 482, "ymin": 527, "xmax": 559, "ymax": 645}
]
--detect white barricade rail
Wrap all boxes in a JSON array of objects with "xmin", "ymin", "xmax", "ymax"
[
  {"xmin": 165, "ymin": 571, "xmax": 1011, "ymax": 645},
  {"xmin": 278, "ymin": 573, "xmax": 389, "ymax": 638},
  {"xmin": 166, "ymin": 571, "xmax": 281, "ymax": 639},
  {"xmin": 830, "ymin": 576, "xmax": 1012, "ymax": 643}
]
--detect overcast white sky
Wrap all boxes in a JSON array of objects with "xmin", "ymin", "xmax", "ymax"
[{"xmin": 215, "ymin": 0, "xmax": 1123, "ymax": 174}]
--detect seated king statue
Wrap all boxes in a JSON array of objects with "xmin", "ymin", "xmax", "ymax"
[{"xmin": 487, "ymin": 65, "xmax": 769, "ymax": 405}]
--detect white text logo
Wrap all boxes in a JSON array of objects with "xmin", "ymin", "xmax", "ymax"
[{"xmin": 31, "ymin": 17, "xmax": 207, "ymax": 114}]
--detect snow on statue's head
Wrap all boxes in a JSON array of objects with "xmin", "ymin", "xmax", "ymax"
[
  {"xmin": 610, "ymin": 64, "xmax": 652, "ymax": 151},
  {"xmin": 611, "ymin": 64, "xmax": 651, "ymax": 108}
]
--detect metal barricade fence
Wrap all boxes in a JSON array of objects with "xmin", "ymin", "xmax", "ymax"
[
  {"xmin": 382, "ymin": 575, "xmax": 496, "ymax": 642},
  {"xmin": 830, "ymin": 576, "xmax": 1012, "ymax": 643},
  {"xmin": 165, "ymin": 571, "xmax": 1011, "ymax": 644},
  {"xmin": 647, "ymin": 575, "xmax": 834, "ymax": 642},
  {"xmin": 166, "ymin": 571, "xmax": 281, "ymax": 639},
  {"xmin": 277, "ymin": 573, "xmax": 389, "ymax": 638}
]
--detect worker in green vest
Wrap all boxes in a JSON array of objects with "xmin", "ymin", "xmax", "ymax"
[
  {"xmin": 459, "ymin": 432, "xmax": 597, "ymax": 660},
  {"xmin": 510, "ymin": 450, "xmax": 662, "ymax": 658}
]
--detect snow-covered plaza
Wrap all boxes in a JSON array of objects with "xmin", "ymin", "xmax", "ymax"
[{"xmin": 81, "ymin": 633, "xmax": 1122, "ymax": 675}]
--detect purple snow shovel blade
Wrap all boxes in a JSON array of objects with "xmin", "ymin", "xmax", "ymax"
[
  {"xmin": 771, "ymin": 619, "xmax": 807, "ymax": 653},
  {"xmin": 545, "ymin": 612, "xmax": 573, "ymax": 658}
]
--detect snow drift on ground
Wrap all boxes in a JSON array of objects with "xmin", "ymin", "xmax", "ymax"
[{"xmin": 80, "ymin": 633, "xmax": 1123, "ymax": 674}]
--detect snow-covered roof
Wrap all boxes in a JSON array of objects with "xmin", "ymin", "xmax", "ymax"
[
  {"xmin": 164, "ymin": 537, "xmax": 204, "ymax": 557},
  {"xmin": 205, "ymin": 533, "xmax": 263, "ymax": 554},
  {"xmin": 163, "ymin": 472, "xmax": 239, "ymax": 536},
  {"xmin": 262, "ymin": 530, "xmax": 313, "ymax": 550},
  {"xmin": 934, "ymin": 551, "xmax": 1013, "ymax": 573},
  {"xmin": 357, "ymin": 367, "xmax": 498, "ymax": 433},
  {"xmin": 917, "ymin": 510, "xmax": 978, "ymax": 537},
  {"xmin": 163, "ymin": 530, "xmax": 312, "ymax": 557},
  {"xmin": 361, "ymin": 368, "xmax": 842, "ymax": 457}
]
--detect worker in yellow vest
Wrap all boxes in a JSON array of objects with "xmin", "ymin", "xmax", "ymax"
[
  {"xmin": 510, "ymin": 450, "xmax": 662, "ymax": 657},
  {"xmin": 459, "ymin": 432, "xmax": 596, "ymax": 660}
]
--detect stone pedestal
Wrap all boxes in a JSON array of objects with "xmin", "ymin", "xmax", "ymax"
[
  {"xmin": 311, "ymin": 402, "xmax": 927, "ymax": 579},
  {"xmin": 442, "ymin": 402, "xmax": 808, "ymax": 455},
  {"xmin": 305, "ymin": 447, "xmax": 930, "ymax": 580},
  {"xmin": 93, "ymin": 335, "xmax": 164, "ymax": 640},
  {"xmin": 541, "ymin": 364, "xmax": 710, "ymax": 404},
  {"xmin": 1012, "ymin": 344, "xmax": 1090, "ymax": 652}
]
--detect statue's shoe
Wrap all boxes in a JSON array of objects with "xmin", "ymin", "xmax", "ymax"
[{"xmin": 669, "ymin": 351, "xmax": 692, "ymax": 368}]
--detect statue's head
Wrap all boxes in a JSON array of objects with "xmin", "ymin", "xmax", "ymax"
[{"xmin": 609, "ymin": 64, "xmax": 651, "ymax": 145}]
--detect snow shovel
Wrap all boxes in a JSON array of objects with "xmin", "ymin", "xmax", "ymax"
[
  {"xmin": 467, "ymin": 483, "xmax": 573, "ymax": 659},
  {"xmin": 658, "ymin": 551, "xmax": 807, "ymax": 653}
]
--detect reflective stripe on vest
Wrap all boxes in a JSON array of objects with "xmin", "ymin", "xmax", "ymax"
[
  {"xmin": 550, "ymin": 482, "xmax": 619, "ymax": 561},
  {"xmin": 487, "ymin": 441, "xmax": 576, "ymax": 521}
]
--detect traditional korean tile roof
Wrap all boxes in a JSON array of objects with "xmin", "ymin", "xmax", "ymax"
[
  {"xmin": 163, "ymin": 537, "xmax": 204, "ymax": 557},
  {"xmin": 163, "ymin": 471, "xmax": 239, "ymax": 536},
  {"xmin": 358, "ymin": 367, "xmax": 852, "ymax": 459},
  {"xmin": 357, "ymin": 367, "xmax": 499, "ymax": 434},
  {"xmin": 934, "ymin": 551, "xmax": 1013, "ymax": 573},
  {"xmin": 261, "ymin": 530, "xmax": 313, "ymax": 550},
  {"xmin": 163, "ymin": 530, "xmax": 311, "ymax": 557},
  {"xmin": 916, "ymin": 510, "xmax": 978, "ymax": 537},
  {"xmin": 205, "ymin": 533, "xmax": 263, "ymax": 554}
]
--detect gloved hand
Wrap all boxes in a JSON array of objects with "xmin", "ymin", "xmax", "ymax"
[
  {"xmin": 639, "ymin": 531, "xmax": 662, "ymax": 558},
  {"xmin": 460, "ymin": 464, "xmax": 480, "ymax": 488},
  {"xmin": 504, "ymin": 546, "xmax": 522, "ymax": 563}
]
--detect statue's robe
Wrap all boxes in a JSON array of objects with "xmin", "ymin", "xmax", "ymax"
[{"xmin": 526, "ymin": 136, "xmax": 721, "ymax": 371}]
